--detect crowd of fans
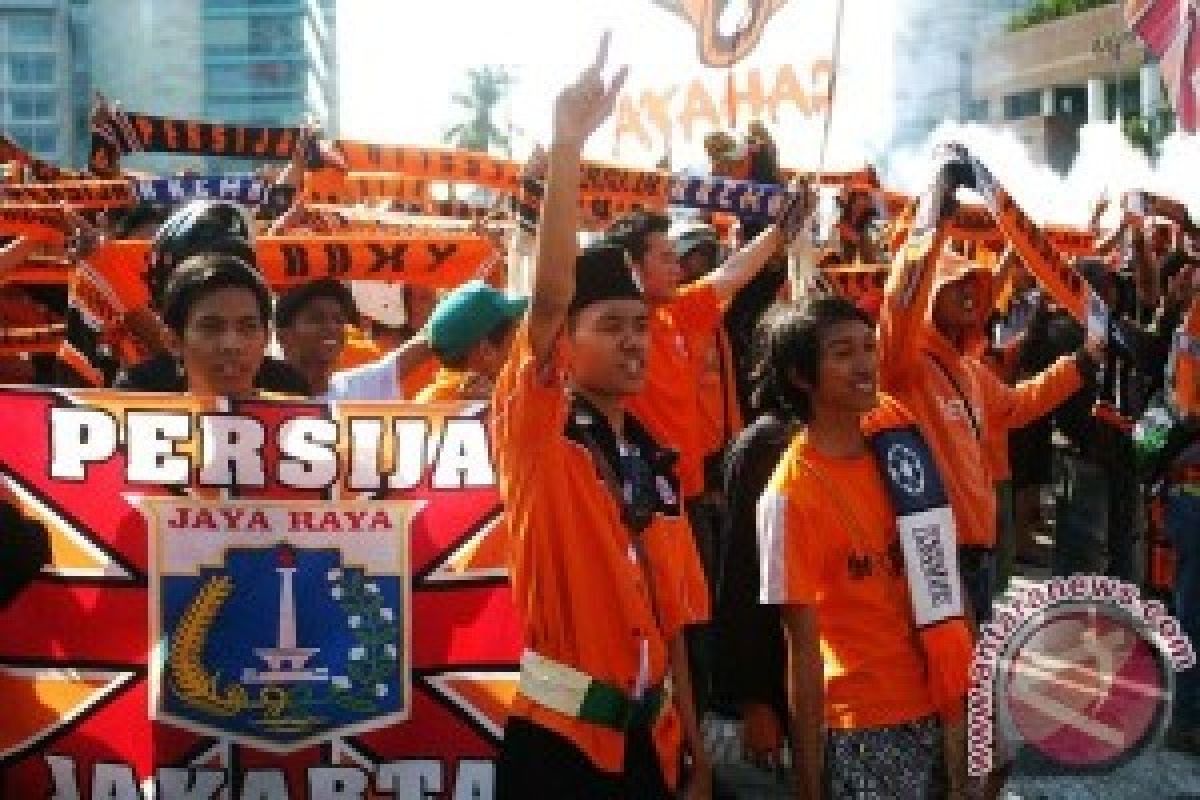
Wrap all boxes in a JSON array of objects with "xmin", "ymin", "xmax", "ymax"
[{"xmin": 0, "ymin": 39, "xmax": 1197, "ymax": 800}]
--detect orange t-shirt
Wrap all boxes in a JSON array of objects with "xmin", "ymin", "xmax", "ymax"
[
  {"xmin": 628, "ymin": 282, "xmax": 723, "ymax": 499},
  {"xmin": 336, "ymin": 327, "xmax": 385, "ymax": 371},
  {"xmin": 758, "ymin": 407, "xmax": 935, "ymax": 729},
  {"xmin": 400, "ymin": 356, "xmax": 439, "ymax": 399},
  {"xmin": 413, "ymin": 367, "xmax": 486, "ymax": 404},
  {"xmin": 491, "ymin": 322, "xmax": 709, "ymax": 785},
  {"xmin": 1173, "ymin": 297, "xmax": 1200, "ymax": 416}
]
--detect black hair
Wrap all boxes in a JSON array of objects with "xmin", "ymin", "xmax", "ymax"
[
  {"xmin": 160, "ymin": 254, "xmax": 272, "ymax": 336},
  {"xmin": 274, "ymin": 278, "xmax": 359, "ymax": 329},
  {"xmin": 109, "ymin": 202, "xmax": 170, "ymax": 239},
  {"xmin": 603, "ymin": 210, "xmax": 671, "ymax": 265},
  {"xmin": 147, "ymin": 200, "xmax": 257, "ymax": 308},
  {"xmin": 750, "ymin": 295, "xmax": 872, "ymax": 421}
]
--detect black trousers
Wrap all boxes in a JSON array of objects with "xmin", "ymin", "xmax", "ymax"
[{"xmin": 496, "ymin": 717, "xmax": 673, "ymax": 799}]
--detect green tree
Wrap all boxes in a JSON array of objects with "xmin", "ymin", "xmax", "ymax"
[
  {"xmin": 1007, "ymin": 0, "xmax": 1116, "ymax": 33},
  {"xmin": 443, "ymin": 66, "xmax": 515, "ymax": 155}
]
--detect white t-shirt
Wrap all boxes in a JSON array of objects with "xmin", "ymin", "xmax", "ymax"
[{"xmin": 320, "ymin": 349, "xmax": 404, "ymax": 402}]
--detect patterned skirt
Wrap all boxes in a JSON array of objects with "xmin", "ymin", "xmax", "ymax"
[{"xmin": 825, "ymin": 715, "xmax": 946, "ymax": 799}]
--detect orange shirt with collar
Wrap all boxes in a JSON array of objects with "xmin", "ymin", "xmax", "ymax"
[
  {"xmin": 627, "ymin": 281, "xmax": 724, "ymax": 499},
  {"xmin": 491, "ymin": 322, "xmax": 709, "ymax": 786}
]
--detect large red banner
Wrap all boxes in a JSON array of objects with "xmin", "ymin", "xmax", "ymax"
[{"xmin": 0, "ymin": 387, "xmax": 520, "ymax": 799}]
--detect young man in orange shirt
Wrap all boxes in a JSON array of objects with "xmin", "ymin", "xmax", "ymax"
[
  {"xmin": 605, "ymin": 207, "xmax": 792, "ymax": 512},
  {"xmin": 879, "ymin": 160, "xmax": 1100, "ymax": 622},
  {"xmin": 492, "ymin": 37, "xmax": 710, "ymax": 798},
  {"xmin": 757, "ymin": 296, "xmax": 973, "ymax": 799}
]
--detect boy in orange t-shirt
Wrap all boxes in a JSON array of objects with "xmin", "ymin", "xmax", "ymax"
[{"xmin": 757, "ymin": 296, "xmax": 972, "ymax": 799}]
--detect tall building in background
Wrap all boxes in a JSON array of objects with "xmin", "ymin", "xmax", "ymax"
[
  {"xmin": 202, "ymin": 0, "xmax": 336, "ymax": 130},
  {"xmin": 888, "ymin": 0, "xmax": 1032, "ymax": 155},
  {"xmin": 972, "ymin": 2, "xmax": 1161, "ymax": 173},
  {"xmin": 0, "ymin": 0, "xmax": 74, "ymax": 165},
  {"xmin": 0, "ymin": 0, "xmax": 337, "ymax": 171}
]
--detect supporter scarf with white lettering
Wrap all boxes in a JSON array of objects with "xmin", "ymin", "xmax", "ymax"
[
  {"xmin": 89, "ymin": 109, "xmax": 305, "ymax": 174},
  {"xmin": 133, "ymin": 176, "xmax": 266, "ymax": 206},
  {"xmin": 864, "ymin": 418, "xmax": 972, "ymax": 720}
]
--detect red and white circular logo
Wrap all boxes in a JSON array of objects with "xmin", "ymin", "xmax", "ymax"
[{"xmin": 1000, "ymin": 603, "xmax": 1171, "ymax": 770}]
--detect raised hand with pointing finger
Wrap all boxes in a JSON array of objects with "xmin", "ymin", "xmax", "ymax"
[{"xmin": 553, "ymin": 31, "xmax": 628, "ymax": 149}]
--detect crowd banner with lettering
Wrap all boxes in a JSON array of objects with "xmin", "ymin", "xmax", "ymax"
[
  {"xmin": 0, "ymin": 205, "xmax": 69, "ymax": 244},
  {"xmin": 942, "ymin": 204, "xmax": 1098, "ymax": 257},
  {"xmin": 90, "ymin": 109, "xmax": 303, "ymax": 174},
  {"xmin": 303, "ymin": 173, "xmax": 434, "ymax": 206},
  {"xmin": 85, "ymin": 234, "xmax": 496, "ymax": 311},
  {"xmin": 0, "ymin": 388, "xmax": 519, "ymax": 798},
  {"xmin": 133, "ymin": 177, "xmax": 268, "ymax": 206},
  {"xmin": 0, "ymin": 180, "xmax": 137, "ymax": 210},
  {"xmin": 824, "ymin": 263, "xmax": 889, "ymax": 305},
  {"xmin": 950, "ymin": 143, "xmax": 1114, "ymax": 343},
  {"xmin": 0, "ymin": 291, "xmax": 65, "ymax": 354}
]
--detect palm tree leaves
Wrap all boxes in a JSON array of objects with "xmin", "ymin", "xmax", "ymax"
[{"xmin": 443, "ymin": 66, "xmax": 515, "ymax": 155}]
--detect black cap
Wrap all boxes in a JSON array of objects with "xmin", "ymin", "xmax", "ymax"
[{"xmin": 569, "ymin": 244, "xmax": 644, "ymax": 314}]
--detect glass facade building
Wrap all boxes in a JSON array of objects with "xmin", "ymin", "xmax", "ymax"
[
  {"xmin": 0, "ymin": 0, "xmax": 337, "ymax": 170},
  {"xmin": 0, "ymin": 0, "xmax": 71, "ymax": 164}
]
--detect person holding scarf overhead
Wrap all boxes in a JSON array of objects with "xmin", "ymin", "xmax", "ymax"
[
  {"xmin": 756, "ymin": 295, "xmax": 974, "ymax": 799},
  {"xmin": 877, "ymin": 152, "xmax": 1100, "ymax": 625}
]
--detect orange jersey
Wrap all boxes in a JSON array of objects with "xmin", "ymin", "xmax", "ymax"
[
  {"xmin": 336, "ymin": 327, "xmax": 385, "ymax": 371},
  {"xmin": 758, "ymin": 397, "xmax": 936, "ymax": 729},
  {"xmin": 413, "ymin": 367, "xmax": 487, "ymax": 404},
  {"xmin": 400, "ymin": 355, "xmax": 439, "ymax": 399},
  {"xmin": 628, "ymin": 282, "xmax": 723, "ymax": 499},
  {"xmin": 878, "ymin": 246, "xmax": 1082, "ymax": 547},
  {"xmin": 491, "ymin": 322, "xmax": 709, "ymax": 784}
]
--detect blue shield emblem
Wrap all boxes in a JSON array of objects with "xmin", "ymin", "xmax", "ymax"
[{"xmin": 146, "ymin": 499, "xmax": 415, "ymax": 752}]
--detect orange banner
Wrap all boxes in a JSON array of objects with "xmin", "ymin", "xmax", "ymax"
[
  {"xmin": 0, "ymin": 180, "xmax": 136, "ymax": 210},
  {"xmin": 87, "ymin": 234, "xmax": 496, "ymax": 309},
  {"xmin": 0, "ymin": 205, "xmax": 68, "ymax": 244},
  {"xmin": 303, "ymin": 172, "xmax": 434, "ymax": 205}
]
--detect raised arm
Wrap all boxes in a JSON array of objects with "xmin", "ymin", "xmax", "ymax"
[
  {"xmin": 527, "ymin": 34, "xmax": 626, "ymax": 363},
  {"xmin": 878, "ymin": 157, "xmax": 961, "ymax": 386},
  {"xmin": 705, "ymin": 181, "xmax": 815, "ymax": 309}
]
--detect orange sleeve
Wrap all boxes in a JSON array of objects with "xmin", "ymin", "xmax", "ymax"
[
  {"xmin": 878, "ymin": 229, "xmax": 945, "ymax": 387},
  {"xmin": 673, "ymin": 281, "xmax": 724, "ymax": 342},
  {"xmin": 491, "ymin": 320, "xmax": 568, "ymax": 480},
  {"xmin": 642, "ymin": 516, "xmax": 710, "ymax": 641},
  {"xmin": 979, "ymin": 353, "xmax": 1082, "ymax": 435}
]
